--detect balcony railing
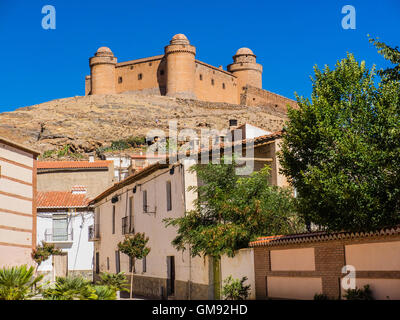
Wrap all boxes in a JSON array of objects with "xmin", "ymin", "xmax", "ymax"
[
  {"xmin": 44, "ymin": 228, "xmax": 73, "ymax": 243},
  {"xmin": 89, "ymin": 224, "xmax": 100, "ymax": 241}
]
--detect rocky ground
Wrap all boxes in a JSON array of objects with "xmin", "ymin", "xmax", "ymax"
[{"xmin": 0, "ymin": 93, "xmax": 288, "ymax": 158}]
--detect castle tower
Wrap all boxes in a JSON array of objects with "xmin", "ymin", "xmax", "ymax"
[
  {"xmin": 89, "ymin": 47, "xmax": 117, "ymax": 95},
  {"xmin": 227, "ymin": 48, "xmax": 262, "ymax": 89},
  {"xmin": 164, "ymin": 34, "xmax": 196, "ymax": 98}
]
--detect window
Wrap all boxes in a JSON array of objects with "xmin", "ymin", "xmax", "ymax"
[
  {"xmin": 52, "ymin": 213, "xmax": 68, "ymax": 241},
  {"xmin": 143, "ymin": 190, "xmax": 148, "ymax": 213},
  {"xmin": 222, "ymin": 83, "xmax": 225, "ymax": 89},
  {"xmin": 95, "ymin": 252, "xmax": 100, "ymax": 274},
  {"xmin": 112, "ymin": 205, "xmax": 115, "ymax": 234},
  {"xmin": 166, "ymin": 181, "xmax": 172, "ymax": 211},
  {"xmin": 142, "ymin": 256, "xmax": 147, "ymax": 273},
  {"xmin": 199, "ymin": 74, "xmax": 203, "ymax": 81},
  {"xmin": 149, "ymin": 62, "xmax": 152, "ymax": 66},
  {"xmin": 160, "ymin": 70, "xmax": 164, "ymax": 76},
  {"xmin": 211, "ymin": 79, "xmax": 214, "ymax": 86},
  {"xmin": 129, "ymin": 196, "xmax": 134, "ymax": 233},
  {"xmin": 118, "ymin": 76, "xmax": 123, "ymax": 83},
  {"xmin": 115, "ymin": 251, "xmax": 120, "ymax": 273},
  {"xmin": 138, "ymin": 73, "xmax": 143, "ymax": 80},
  {"xmin": 107, "ymin": 257, "xmax": 110, "ymax": 270},
  {"xmin": 130, "ymin": 66, "xmax": 134, "ymax": 70}
]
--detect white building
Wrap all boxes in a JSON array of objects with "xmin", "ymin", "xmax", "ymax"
[{"xmin": 36, "ymin": 186, "xmax": 94, "ymax": 280}]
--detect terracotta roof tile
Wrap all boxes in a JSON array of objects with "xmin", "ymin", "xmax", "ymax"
[
  {"xmin": 37, "ymin": 191, "xmax": 91, "ymax": 209},
  {"xmin": 38, "ymin": 160, "xmax": 113, "ymax": 169},
  {"xmin": 249, "ymin": 226, "xmax": 400, "ymax": 247}
]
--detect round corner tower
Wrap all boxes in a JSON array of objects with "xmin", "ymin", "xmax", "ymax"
[
  {"xmin": 164, "ymin": 34, "xmax": 196, "ymax": 99},
  {"xmin": 89, "ymin": 47, "xmax": 117, "ymax": 95},
  {"xmin": 227, "ymin": 48, "xmax": 262, "ymax": 89}
]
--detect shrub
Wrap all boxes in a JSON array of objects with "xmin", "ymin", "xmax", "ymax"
[
  {"xmin": 99, "ymin": 272, "xmax": 129, "ymax": 292},
  {"xmin": 344, "ymin": 284, "xmax": 374, "ymax": 300},
  {"xmin": 42, "ymin": 276, "xmax": 97, "ymax": 300},
  {"xmin": 314, "ymin": 293, "xmax": 330, "ymax": 300},
  {"xmin": 222, "ymin": 276, "xmax": 251, "ymax": 300},
  {"xmin": 126, "ymin": 135, "xmax": 146, "ymax": 148},
  {"xmin": 0, "ymin": 265, "xmax": 43, "ymax": 300},
  {"xmin": 93, "ymin": 285, "xmax": 117, "ymax": 300}
]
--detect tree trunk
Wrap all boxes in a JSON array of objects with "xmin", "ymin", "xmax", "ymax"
[
  {"xmin": 130, "ymin": 258, "xmax": 135, "ymax": 299},
  {"xmin": 213, "ymin": 256, "xmax": 221, "ymax": 300}
]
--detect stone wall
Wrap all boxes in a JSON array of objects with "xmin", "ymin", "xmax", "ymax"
[{"xmin": 240, "ymin": 85, "xmax": 298, "ymax": 113}]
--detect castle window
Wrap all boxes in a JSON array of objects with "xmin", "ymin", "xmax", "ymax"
[
  {"xmin": 138, "ymin": 73, "xmax": 143, "ymax": 80},
  {"xmin": 211, "ymin": 79, "xmax": 214, "ymax": 86},
  {"xmin": 130, "ymin": 66, "xmax": 134, "ymax": 70},
  {"xmin": 149, "ymin": 62, "xmax": 152, "ymax": 66},
  {"xmin": 199, "ymin": 74, "xmax": 203, "ymax": 81},
  {"xmin": 160, "ymin": 70, "xmax": 164, "ymax": 76},
  {"xmin": 118, "ymin": 77, "xmax": 123, "ymax": 84},
  {"xmin": 222, "ymin": 83, "xmax": 225, "ymax": 89}
]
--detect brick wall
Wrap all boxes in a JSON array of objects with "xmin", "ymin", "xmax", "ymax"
[{"xmin": 253, "ymin": 233, "xmax": 400, "ymax": 300}]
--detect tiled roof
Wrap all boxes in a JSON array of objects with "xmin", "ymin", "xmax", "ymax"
[
  {"xmin": 249, "ymin": 226, "xmax": 400, "ymax": 247},
  {"xmin": 37, "ymin": 191, "xmax": 91, "ymax": 209},
  {"xmin": 38, "ymin": 160, "xmax": 113, "ymax": 169}
]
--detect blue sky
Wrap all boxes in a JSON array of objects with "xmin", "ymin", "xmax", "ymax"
[{"xmin": 0, "ymin": 0, "xmax": 399, "ymax": 112}]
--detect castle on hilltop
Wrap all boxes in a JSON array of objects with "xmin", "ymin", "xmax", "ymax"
[{"xmin": 85, "ymin": 34, "xmax": 297, "ymax": 113}]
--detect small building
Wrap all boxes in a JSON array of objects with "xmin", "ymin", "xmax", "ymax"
[
  {"xmin": 89, "ymin": 132, "xmax": 287, "ymax": 299},
  {"xmin": 37, "ymin": 160, "xmax": 115, "ymax": 199},
  {"xmin": 0, "ymin": 137, "xmax": 40, "ymax": 268},
  {"xmin": 37, "ymin": 186, "xmax": 93, "ymax": 280}
]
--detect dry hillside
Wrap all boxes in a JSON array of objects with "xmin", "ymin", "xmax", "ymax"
[{"xmin": 0, "ymin": 93, "xmax": 289, "ymax": 158}]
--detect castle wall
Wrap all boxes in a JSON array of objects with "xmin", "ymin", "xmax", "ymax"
[
  {"xmin": 115, "ymin": 56, "xmax": 166, "ymax": 95},
  {"xmin": 194, "ymin": 61, "xmax": 238, "ymax": 104},
  {"xmin": 241, "ymin": 85, "xmax": 298, "ymax": 113}
]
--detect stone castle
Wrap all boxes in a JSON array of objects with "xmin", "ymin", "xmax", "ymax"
[{"xmin": 85, "ymin": 34, "xmax": 297, "ymax": 113}]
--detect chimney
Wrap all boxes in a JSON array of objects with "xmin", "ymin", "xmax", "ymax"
[
  {"xmin": 89, "ymin": 155, "xmax": 94, "ymax": 163},
  {"xmin": 71, "ymin": 185, "xmax": 87, "ymax": 194}
]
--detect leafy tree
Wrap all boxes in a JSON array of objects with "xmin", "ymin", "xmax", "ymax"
[
  {"xmin": 164, "ymin": 159, "xmax": 303, "ymax": 298},
  {"xmin": 31, "ymin": 241, "xmax": 62, "ymax": 273},
  {"xmin": 369, "ymin": 36, "xmax": 400, "ymax": 82},
  {"xmin": 0, "ymin": 265, "xmax": 43, "ymax": 300},
  {"xmin": 118, "ymin": 233, "xmax": 151, "ymax": 299},
  {"xmin": 280, "ymin": 52, "xmax": 400, "ymax": 232},
  {"xmin": 222, "ymin": 276, "xmax": 251, "ymax": 300}
]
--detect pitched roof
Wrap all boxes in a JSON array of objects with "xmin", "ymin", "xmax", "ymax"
[
  {"xmin": 249, "ymin": 226, "xmax": 400, "ymax": 247},
  {"xmin": 0, "ymin": 136, "xmax": 40, "ymax": 156},
  {"xmin": 37, "ymin": 191, "xmax": 91, "ymax": 209},
  {"xmin": 37, "ymin": 160, "xmax": 113, "ymax": 170}
]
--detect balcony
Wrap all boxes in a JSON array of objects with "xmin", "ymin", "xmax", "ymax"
[
  {"xmin": 44, "ymin": 228, "xmax": 73, "ymax": 244},
  {"xmin": 89, "ymin": 224, "xmax": 100, "ymax": 241}
]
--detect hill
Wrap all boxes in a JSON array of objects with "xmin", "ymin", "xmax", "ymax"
[{"xmin": 0, "ymin": 93, "xmax": 290, "ymax": 158}]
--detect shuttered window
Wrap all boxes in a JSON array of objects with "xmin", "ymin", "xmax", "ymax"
[{"xmin": 166, "ymin": 181, "xmax": 172, "ymax": 211}]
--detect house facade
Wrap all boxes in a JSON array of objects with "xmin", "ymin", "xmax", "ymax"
[
  {"xmin": 37, "ymin": 160, "xmax": 115, "ymax": 199},
  {"xmin": 90, "ymin": 132, "xmax": 287, "ymax": 299},
  {"xmin": 0, "ymin": 137, "xmax": 40, "ymax": 268},
  {"xmin": 37, "ymin": 186, "xmax": 94, "ymax": 281}
]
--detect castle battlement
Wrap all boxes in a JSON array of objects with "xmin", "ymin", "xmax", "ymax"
[{"xmin": 85, "ymin": 33, "xmax": 296, "ymax": 110}]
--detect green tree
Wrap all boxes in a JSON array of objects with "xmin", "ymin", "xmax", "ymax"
[
  {"xmin": 0, "ymin": 265, "xmax": 43, "ymax": 300},
  {"xmin": 369, "ymin": 36, "xmax": 400, "ymax": 82},
  {"xmin": 164, "ymin": 159, "xmax": 303, "ymax": 298},
  {"xmin": 280, "ymin": 52, "xmax": 400, "ymax": 232},
  {"xmin": 118, "ymin": 233, "xmax": 151, "ymax": 299}
]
